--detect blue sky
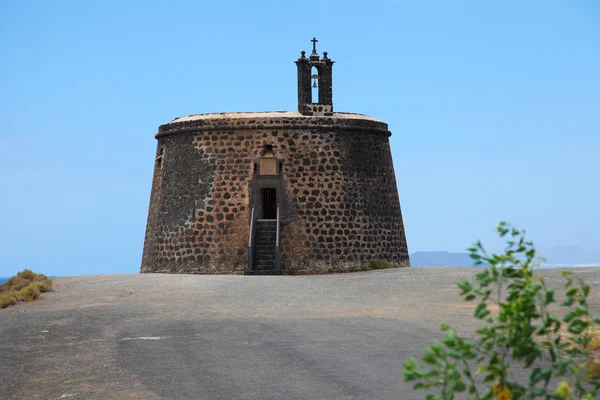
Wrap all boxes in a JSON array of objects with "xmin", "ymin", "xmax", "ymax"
[{"xmin": 1, "ymin": 0, "xmax": 598, "ymax": 277}]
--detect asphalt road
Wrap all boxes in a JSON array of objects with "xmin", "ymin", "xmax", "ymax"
[{"xmin": 2, "ymin": 267, "xmax": 600, "ymax": 400}]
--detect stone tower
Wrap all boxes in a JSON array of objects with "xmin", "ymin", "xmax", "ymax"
[{"xmin": 141, "ymin": 39, "xmax": 409, "ymax": 275}]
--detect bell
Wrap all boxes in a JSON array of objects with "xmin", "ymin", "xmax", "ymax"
[{"xmin": 311, "ymin": 73, "xmax": 319, "ymax": 89}]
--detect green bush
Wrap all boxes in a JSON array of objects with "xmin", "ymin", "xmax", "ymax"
[
  {"xmin": 403, "ymin": 222, "xmax": 600, "ymax": 399},
  {"xmin": 363, "ymin": 258, "xmax": 407, "ymax": 271}
]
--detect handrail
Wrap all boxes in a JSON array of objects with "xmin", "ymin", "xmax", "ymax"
[
  {"xmin": 274, "ymin": 206, "xmax": 281, "ymax": 272},
  {"xmin": 248, "ymin": 207, "xmax": 255, "ymax": 247},
  {"xmin": 247, "ymin": 206, "xmax": 256, "ymax": 273},
  {"xmin": 275, "ymin": 207, "xmax": 280, "ymax": 248}
]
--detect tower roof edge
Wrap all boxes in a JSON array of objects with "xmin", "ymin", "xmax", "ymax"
[{"xmin": 165, "ymin": 111, "xmax": 383, "ymax": 125}]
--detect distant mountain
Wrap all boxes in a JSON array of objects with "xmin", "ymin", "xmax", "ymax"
[
  {"xmin": 410, "ymin": 251, "xmax": 478, "ymax": 267},
  {"xmin": 410, "ymin": 246, "xmax": 600, "ymax": 267}
]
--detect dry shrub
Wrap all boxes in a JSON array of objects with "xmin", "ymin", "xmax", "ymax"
[
  {"xmin": 0, "ymin": 294, "xmax": 17, "ymax": 309},
  {"xmin": 1, "ymin": 270, "xmax": 52, "ymax": 293},
  {"xmin": 546, "ymin": 323, "xmax": 600, "ymax": 379},
  {"xmin": 552, "ymin": 324, "xmax": 600, "ymax": 352},
  {"xmin": 0, "ymin": 269, "xmax": 53, "ymax": 310},
  {"xmin": 17, "ymin": 269, "xmax": 38, "ymax": 281},
  {"xmin": 30, "ymin": 281, "xmax": 52, "ymax": 293},
  {"xmin": 1, "ymin": 277, "xmax": 29, "ymax": 293},
  {"xmin": 19, "ymin": 269, "xmax": 51, "ymax": 284},
  {"xmin": 587, "ymin": 358, "xmax": 600, "ymax": 379},
  {"xmin": 16, "ymin": 285, "xmax": 41, "ymax": 302},
  {"xmin": 588, "ymin": 326, "xmax": 600, "ymax": 352},
  {"xmin": 116, "ymin": 288, "xmax": 136, "ymax": 297}
]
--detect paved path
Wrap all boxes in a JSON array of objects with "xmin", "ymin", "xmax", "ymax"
[{"xmin": 2, "ymin": 267, "xmax": 600, "ymax": 399}]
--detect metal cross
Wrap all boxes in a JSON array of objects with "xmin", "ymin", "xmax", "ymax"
[{"xmin": 311, "ymin": 37, "xmax": 318, "ymax": 55}]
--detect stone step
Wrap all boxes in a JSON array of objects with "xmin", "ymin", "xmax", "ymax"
[
  {"xmin": 254, "ymin": 251, "xmax": 275, "ymax": 256},
  {"xmin": 254, "ymin": 259, "xmax": 275, "ymax": 265},
  {"xmin": 255, "ymin": 243, "xmax": 276, "ymax": 247},
  {"xmin": 252, "ymin": 267, "xmax": 276, "ymax": 273},
  {"xmin": 254, "ymin": 252, "xmax": 274, "ymax": 257},
  {"xmin": 254, "ymin": 257, "xmax": 275, "ymax": 263},
  {"xmin": 253, "ymin": 263, "xmax": 275, "ymax": 270},
  {"xmin": 251, "ymin": 220, "xmax": 279, "ymax": 274},
  {"xmin": 252, "ymin": 266, "xmax": 276, "ymax": 272},
  {"xmin": 255, "ymin": 250, "xmax": 275, "ymax": 255},
  {"xmin": 245, "ymin": 270, "xmax": 281, "ymax": 276}
]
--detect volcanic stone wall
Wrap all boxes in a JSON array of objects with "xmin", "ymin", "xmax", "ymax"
[{"xmin": 141, "ymin": 113, "xmax": 409, "ymax": 274}]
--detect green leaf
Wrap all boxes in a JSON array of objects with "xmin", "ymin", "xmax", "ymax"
[
  {"xmin": 563, "ymin": 311, "xmax": 577, "ymax": 322},
  {"xmin": 452, "ymin": 381, "xmax": 466, "ymax": 392},
  {"xmin": 566, "ymin": 288, "xmax": 578, "ymax": 297},
  {"xmin": 474, "ymin": 303, "xmax": 489, "ymax": 319},
  {"xmin": 537, "ymin": 327, "xmax": 547, "ymax": 335},
  {"xmin": 562, "ymin": 297, "xmax": 575, "ymax": 306},
  {"xmin": 423, "ymin": 352, "xmax": 437, "ymax": 365},
  {"xmin": 442, "ymin": 337, "xmax": 456, "ymax": 348},
  {"xmin": 567, "ymin": 319, "xmax": 588, "ymax": 335}
]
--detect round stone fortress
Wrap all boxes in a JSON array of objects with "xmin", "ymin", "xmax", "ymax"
[{"xmin": 141, "ymin": 39, "xmax": 409, "ymax": 275}]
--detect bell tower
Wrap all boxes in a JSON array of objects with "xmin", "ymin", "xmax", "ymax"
[{"xmin": 295, "ymin": 37, "xmax": 334, "ymax": 116}]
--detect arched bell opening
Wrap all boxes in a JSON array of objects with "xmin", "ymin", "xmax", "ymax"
[{"xmin": 311, "ymin": 66, "xmax": 319, "ymax": 104}]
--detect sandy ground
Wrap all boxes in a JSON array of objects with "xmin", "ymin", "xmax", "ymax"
[{"xmin": 1, "ymin": 267, "xmax": 600, "ymax": 400}]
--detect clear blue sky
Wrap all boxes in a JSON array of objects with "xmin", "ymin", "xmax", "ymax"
[{"xmin": 1, "ymin": 0, "xmax": 598, "ymax": 277}]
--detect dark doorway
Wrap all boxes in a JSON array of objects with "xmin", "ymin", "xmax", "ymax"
[{"xmin": 261, "ymin": 188, "xmax": 277, "ymax": 219}]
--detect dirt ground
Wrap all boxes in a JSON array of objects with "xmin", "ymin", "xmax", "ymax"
[{"xmin": 1, "ymin": 267, "xmax": 599, "ymax": 400}]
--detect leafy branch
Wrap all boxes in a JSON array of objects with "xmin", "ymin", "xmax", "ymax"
[{"xmin": 403, "ymin": 222, "xmax": 600, "ymax": 399}]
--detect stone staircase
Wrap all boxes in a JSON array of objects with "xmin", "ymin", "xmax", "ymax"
[{"xmin": 249, "ymin": 220, "xmax": 281, "ymax": 275}]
